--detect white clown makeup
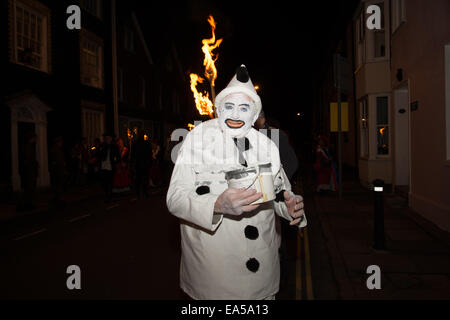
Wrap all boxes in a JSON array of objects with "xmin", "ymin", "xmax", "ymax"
[
  {"xmin": 214, "ymin": 65, "xmax": 262, "ymax": 139},
  {"xmin": 218, "ymin": 93, "xmax": 256, "ymax": 138}
]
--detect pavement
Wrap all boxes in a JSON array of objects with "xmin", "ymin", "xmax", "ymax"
[{"xmin": 305, "ymin": 178, "xmax": 450, "ymax": 300}]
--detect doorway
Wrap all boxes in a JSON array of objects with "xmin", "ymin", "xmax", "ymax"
[
  {"xmin": 17, "ymin": 122, "xmax": 36, "ymax": 187},
  {"xmin": 394, "ymin": 84, "xmax": 410, "ymax": 197}
]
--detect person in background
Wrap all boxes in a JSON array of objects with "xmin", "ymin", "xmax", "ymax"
[
  {"xmin": 49, "ymin": 136, "xmax": 66, "ymax": 207},
  {"xmin": 149, "ymin": 138, "xmax": 163, "ymax": 188},
  {"xmin": 162, "ymin": 134, "xmax": 177, "ymax": 187},
  {"xmin": 313, "ymin": 135, "xmax": 338, "ymax": 193},
  {"xmin": 100, "ymin": 133, "xmax": 119, "ymax": 202},
  {"xmin": 88, "ymin": 138, "xmax": 102, "ymax": 182},
  {"xmin": 112, "ymin": 138, "xmax": 131, "ymax": 194},
  {"xmin": 131, "ymin": 133, "xmax": 152, "ymax": 198}
]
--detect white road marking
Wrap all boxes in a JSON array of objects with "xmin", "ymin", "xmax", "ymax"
[
  {"xmin": 13, "ymin": 228, "xmax": 48, "ymax": 241},
  {"xmin": 69, "ymin": 214, "xmax": 91, "ymax": 223}
]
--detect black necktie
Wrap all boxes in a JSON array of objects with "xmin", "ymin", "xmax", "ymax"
[{"xmin": 233, "ymin": 137, "xmax": 251, "ymax": 167}]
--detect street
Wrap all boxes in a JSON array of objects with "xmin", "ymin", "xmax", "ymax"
[
  {"xmin": 0, "ymin": 189, "xmax": 183, "ymax": 299},
  {"xmin": 1, "ymin": 181, "xmax": 307, "ymax": 300}
]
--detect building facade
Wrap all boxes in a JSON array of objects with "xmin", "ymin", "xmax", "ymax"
[
  {"xmin": 313, "ymin": 0, "xmax": 450, "ymax": 232},
  {"xmin": 353, "ymin": 0, "xmax": 392, "ymax": 186},
  {"xmin": 1, "ymin": 0, "xmax": 191, "ymax": 196},
  {"xmin": 2, "ymin": 0, "xmax": 114, "ymax": 192},
  {"xmin": 389, "ymin": 0, "xmax": 450, "ymax": 231}
]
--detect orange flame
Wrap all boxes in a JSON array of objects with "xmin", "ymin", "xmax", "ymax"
[
  {"xmin": 187, "ymin": 123, "xmax": 196, "ymax": 131},
  {"xmin": 202, "ymin": 15, "xmax": 222, "ymax": 86},
  {"xmin": 190, "ymin": 73, "xmax": 214, "ymax": 116},
  {"xmin": 379, "ymin": 127, "xmax": 386, "ymax": 136}
]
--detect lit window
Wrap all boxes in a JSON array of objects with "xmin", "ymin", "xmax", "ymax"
[
  {"xmin": 376, "ymin": 96, "xmax": 389, "ymax": 155},
  {"xmin": 11, "ymin": 0, "xmax": 50, "ymax": 72},
  {"xmin": 80, "ymin": 31, "xmax": 104, "ymax": 89},
  {"xmin": 82, "ymin": 107, "xmax": 104, "ymax": 146}
]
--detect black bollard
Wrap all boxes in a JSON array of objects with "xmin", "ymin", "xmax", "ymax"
[{"xmin": 373, "ymin": 179, "xmax": 385, "ymax": 250}]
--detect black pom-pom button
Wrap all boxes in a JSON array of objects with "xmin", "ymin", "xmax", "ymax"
[
  {"xmin": 196, "ymin": 185, "xmax": 210, "ymax": 195},
  {"xmin": 244, "ymin": 225, "xmax": 259, "ymax": 240},
  {"xmin": 246, "ymin": 258, "xmax": 260, "ymax": 273},
  {"xmin": 275, "ymin": 190, "xmax": 286, "ymax": 203}
]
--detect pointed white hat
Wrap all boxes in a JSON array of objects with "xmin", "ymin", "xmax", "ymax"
[{"xmin": 214, "ymin": 65, "xmax": 262, "ymax": 121}]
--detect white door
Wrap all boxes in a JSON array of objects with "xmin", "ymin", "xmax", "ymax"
[{"xmin": 394, "ymin": 85, "xmax": 410, "ymax": 187}]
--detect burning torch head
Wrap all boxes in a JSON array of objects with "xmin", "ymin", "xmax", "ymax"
[{"xmin": 215, "ymin": 65, "xmax": 262, "ymax": 138}]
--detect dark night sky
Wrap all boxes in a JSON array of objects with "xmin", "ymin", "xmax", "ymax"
[{"xmin": 134, "ymin": 0, "xmax": 358, "ymax": 135}]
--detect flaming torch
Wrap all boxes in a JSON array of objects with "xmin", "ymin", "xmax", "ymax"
[
  {"xmin": 202, "ymin": 15, "xmax": 222, "ymax": 104},
  {"xmin": 190, "ymin": 74, "xmax": 214, "ymax": 117},
  {"xmin": 189, "ymin": 15, "xmax": 222, "ymax": 119}
]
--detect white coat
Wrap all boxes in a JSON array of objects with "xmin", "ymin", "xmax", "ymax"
[{"xmin": 166, "ymin": 118, "xmax": 307, "ymax": 300}]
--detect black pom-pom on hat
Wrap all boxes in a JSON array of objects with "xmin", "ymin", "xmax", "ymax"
[
  {"xmin": 244, "ymin": 225, "xmax": 259, "ymax": 240},
  {"xmin": 246, "ymin": 258, "xmax": 260, "ymax": 272},
  {"xmin": 236, "ymin": 65, "xmax": 250, "ymax": 83}
]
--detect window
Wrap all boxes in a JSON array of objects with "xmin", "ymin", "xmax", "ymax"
[
  {"xmin": 124, "ymin": 26, "xmax": 135, "ymax": 53},
  {"xmin": 11, "ymin": 0, "xmax": 50, "ymax": 72},
  {"xmin": 118, "ymin": 67, "xmax": 124, "ymax": 101},
  {"xmin": 372, "ymin": 2, "xmax": 386, "ymax": 58},
  {"xmin": 80, "ymin": 0, "xmax": 102, "ymax": 19},
  {"xmin": 80, "ymin": 31, "xmax": 103, "ymax": 89},
  {"xmin": 355, "ymin": 12, "xmax": 365, "ymax": 69},
  {"xmin": 139, "ymin": 76, "xmax": 146, "ymax": 107},
  {"xmin": 445, "ymin": 45, "xmax": 450, "ymax": 160},
  {"xmin": 376, "ymin": 96, "xmax": 389, "ymax": 155},
  {"xmin": 391, "ymin": 0, "xmax": 406, "ymax": 33},
  {"xmin": 81, "ymin": 107, "xmax": 104, "ymax": 146},
  {"xmin": 360, "ymin": 98, "xmax": 369, "ymax": 157}
]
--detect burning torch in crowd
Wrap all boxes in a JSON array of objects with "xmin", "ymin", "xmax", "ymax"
[{"xmin": 190, "ymin": 15, "xmax": 222, "ymax": 119}]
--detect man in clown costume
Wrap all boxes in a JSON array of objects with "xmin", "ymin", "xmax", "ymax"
[{"xmin": 167, "ymin": 65, "xmax": 306, "ymax": 300}]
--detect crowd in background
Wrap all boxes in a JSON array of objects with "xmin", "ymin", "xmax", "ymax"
[
  {"xmin": 15, "ymin": 131, "xmax": 174, "ymax": 211},
  {"xmin": 17, "ymin": 120, "xmax": 336, "ymax": 211}
]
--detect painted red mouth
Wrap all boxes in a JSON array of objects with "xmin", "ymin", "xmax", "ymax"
[{"xmin": 225, "ymin": 119, "xmax": 245, "ymax": 129}]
